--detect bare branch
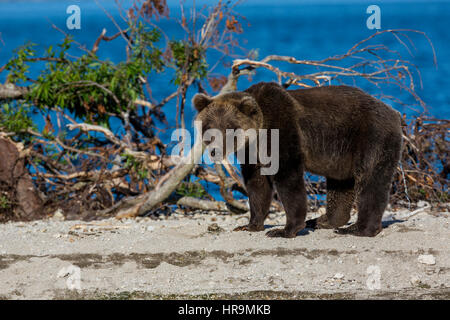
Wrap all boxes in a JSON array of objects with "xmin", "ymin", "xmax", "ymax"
[
  {"xmin": 0, "ymin": 83, "xmax": 29, "ymax": 100},
  {"xmin": 177, "ymin": 196, "xmax": 229, "ymax": 211}
]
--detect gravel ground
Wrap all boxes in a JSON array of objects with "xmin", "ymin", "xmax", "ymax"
[{"xmin": 0, "ymin": 205, "xmax": 448, "ymax": 300}]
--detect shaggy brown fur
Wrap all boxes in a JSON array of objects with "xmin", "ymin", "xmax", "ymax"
[{"xmin": 193, "ymin": 82, "xmax": 403, "ymax": 237}]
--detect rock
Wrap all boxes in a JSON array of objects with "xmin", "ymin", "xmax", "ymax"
[
  {"xmin": 146, "ymin": 226, "xmax": 155, "ymax": 232},
  {"xmin": 418, "ymin": 254, "xmax": 436, "ymax": 265},
  {"xmin": 382, "ymin": 213, "xmax": 395, "ymax": 222},
  {"xmin": 57, "ymin": 268, "xmax": 70, "ymax": 278},
  {"xmin": 207, "ymin": 223, "xmax": 224, "ymax": 233},
  {"xmin": 425, "ymin": 267, "xmax": 436, "ymax": 275},
  {"xmin": 410, "ymin": 275, "xmax": 421, "ymax": 286},
  {"xmin": 333, "ymin": 273, "xmax": 345, "ymax": 280},
  {"xmin": 417, "ymin": 201, "xmax": 430, "ymax": 208},
  {"xmin": 318, "ymin": 207, "xmax": 326, "ymax": 215},
  {"xmin": 52, "ymin": 209, "xmax": 65, "ymax": 221}
]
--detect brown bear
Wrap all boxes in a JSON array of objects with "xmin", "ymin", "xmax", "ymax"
[{"xmin": 193, "ymin": 82, "xmax": 403, "ymax": 237}]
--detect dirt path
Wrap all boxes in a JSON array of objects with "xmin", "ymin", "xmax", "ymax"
[{"xmin": 0, "ymin": 207, "xmax": 448, "ymax": 299}]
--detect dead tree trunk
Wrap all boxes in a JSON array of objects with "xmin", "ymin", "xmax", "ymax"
[{"xmin": 0, "ymin": 138, "xmax": 44, "ymax": 221}]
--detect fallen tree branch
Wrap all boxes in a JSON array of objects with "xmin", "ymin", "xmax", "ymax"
[
  {"xmin": 67, "ymin": 123, "xmax": 127, "ymax": 148},
  {"xmin": 41, "ymin": 169, "xmax": 127, "ymax": 181},
  {"xmin": 110, "ymin": 126, "xmax": 205, "ymax": 219},
  {"xmin": 226, "ymin": 29, "xmax": 435, "ymax": 110},
  {"xmin": 177, "ymin": 196, "xmax": 228, "ymax": 211},
  {"xmin": 221, "ymin": 159, "xmax": 246, "ymax": 192},
  {"xmin": 214, "ymin": 163, "xmax": 249, "ymax": 213}
]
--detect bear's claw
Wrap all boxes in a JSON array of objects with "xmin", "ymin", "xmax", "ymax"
[
  {"xmin": 233, "ymin": 224, "xmax": 264, "ymax": 232},
  {"xmin": 335, "ymin": 224, "xmax": 381, "ymax": 237}
]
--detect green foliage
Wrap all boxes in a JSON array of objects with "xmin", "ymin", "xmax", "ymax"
[
  {"xmin": 5, "ymin": 42, "xmax": 37, "ymax": 83},
  {"xmin": 5, "ymin": 25, "xmax": 165, "ymax": 126},
  {"xmin": 130, "ymin": 21, "xmax": 164, "ymax": 73},
  {"xmin": 176, "ymin": 181, "xmax": 208, "ymax": 199},
  {"xmin": 170, "ymin": 40, "xmax": 208, "ymax": 85},
  {"xmin": 0, "ymin": 194, "xmax": 10, "ymax": 209},
  {"xmin": 3, "ymin": 19, "xmax": 208, "ymax": 132},
  {"xmin": 0, "ymin": 102, "xmax": 35, "ymax": 135},
  {"xmin": 122, "ymin": 153, "xmax": 149, "ymax": 180}
]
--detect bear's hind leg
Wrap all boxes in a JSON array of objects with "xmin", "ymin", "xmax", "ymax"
[
  {"xmin": 336, "ymin": 161, "xmax": 396, "ymax": 237},
  {"xmin": 306, "ymin": 178, "xmax": 355, "ymax": 229}
]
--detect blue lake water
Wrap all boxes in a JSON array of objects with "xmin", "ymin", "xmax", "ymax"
[
  {"xmin": 0, "ymin": 1, "xmax": 449, "ymax": 199},
  {"xmin": 1, "ymin": 1, "xmax": 449, "ymax": 121}
]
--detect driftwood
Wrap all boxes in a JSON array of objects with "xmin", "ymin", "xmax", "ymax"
[{"xmin": 177, "ymin": 196, "xmax": 228, "ymax": 211}]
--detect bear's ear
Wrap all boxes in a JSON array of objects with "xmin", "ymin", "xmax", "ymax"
[
  {"xmin": 238, "ymin": 96, "xmax": 259, "ymax": 117},
  {"xmin": 192, "ymin": 93, "xmax": 212, "ymax": 112}
]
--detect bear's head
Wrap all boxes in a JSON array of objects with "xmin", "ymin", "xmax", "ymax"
[{"xmin": 192, "ymin": 91, "xmax": 263, "ymax": 159}]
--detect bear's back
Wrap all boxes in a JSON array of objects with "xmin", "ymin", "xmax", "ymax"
[
  {"xmin": 288, "ymin": 85, "xmax": 400, "ymax": 126},
  {"xmin": 244, "ymin": 82, "xmax": 401, "ymax": 140}
]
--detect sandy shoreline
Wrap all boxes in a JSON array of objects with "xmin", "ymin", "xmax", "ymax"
[{"xmin": 0, "ymin": 206, "xmax": 448, "ymax": 299}]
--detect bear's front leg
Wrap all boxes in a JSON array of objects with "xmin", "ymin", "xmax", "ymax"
[
  {"xmin": 266, "ymin": 167, "xmax": 307, "ymax": 238},
  {"xmin": 233, "ymin": 164, "xmax": 273, "ymax": 232}
]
